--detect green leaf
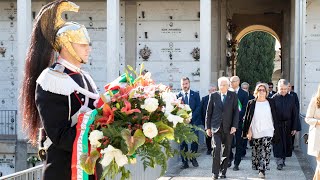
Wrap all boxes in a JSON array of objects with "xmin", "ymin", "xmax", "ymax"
[
  {"xmin": 176, "ymin": 109, "xmax": 189, "ymax": 119},
  {"xmin": 121, "ymin": 129, "xmax": 146, "ymax": 155},
  {"xmin": 139, "ymin": 63, "xmax": 145, "ymax": 75},
  {"xmin": 80, "ymin": 150, "xmax": 100, "ymax": 175},
  {"xmin": 154, "ymin": 121, "xmax": 174, "ymax": 142}
]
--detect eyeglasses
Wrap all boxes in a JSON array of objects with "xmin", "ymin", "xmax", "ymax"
[
  {"xmin": 258, "ymin": 89, "xmax": 266, "ymax": 92},
  {"xmin": 269, "ymin": 86, "xmax": 273, "ymax": 88}
]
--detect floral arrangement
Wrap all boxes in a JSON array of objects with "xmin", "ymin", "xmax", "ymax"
[{"xmin": 74, "ymin": 65, "xmax": 200, "ymax": 180}]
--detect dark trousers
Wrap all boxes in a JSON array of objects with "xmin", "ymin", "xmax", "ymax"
[
  {"xmin": 229, "ymin": 123, "xmax": 245, "ymax": 166},
  {"xmin": 180, "ymin": 131, "xmax": 199, "ymax": 164},
  {"xmin": 206, "ymin": 136, "xmax": 213, "ymax": 152},
  {"xmin": 212, "ymin": 128, "xmax": 233, "ymax": 175}
]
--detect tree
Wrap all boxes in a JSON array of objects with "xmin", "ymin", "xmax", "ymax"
[{"xmin": 236, "ymin": 31, "xmax": 276, "ymax": 91}]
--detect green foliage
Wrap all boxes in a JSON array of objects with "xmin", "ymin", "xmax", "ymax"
[
  {"xmin": 137, "ymin": 140, "xmax": 174, "ymax": 176},
  {"xmin": 100, "ymin": 160, "xmax": 131, "ymax": 180},
  {"xmin": 236, "ymin": 31, "xmax": 276, "ymax": 91},
  {"xmin": 174, "ymin": 123, "xmax": 201, "ymax": 144},
  {"xmin": 101, "ymin": 125, "xmax": 128, "ymax": 154}
]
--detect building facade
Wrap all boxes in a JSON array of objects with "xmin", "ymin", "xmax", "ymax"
[{"xmin": 0, "ymin": 0, "xmax": 319, "ymax": 176}]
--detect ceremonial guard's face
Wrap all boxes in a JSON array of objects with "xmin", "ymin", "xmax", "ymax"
[
  {"xmin": 181, "ymin": 80, "xmax": 190, "ymax": 92},
  {"xmin": 279, "ymin": 84, "xmax": 288, "ymax": 96},
  {"xmin": 71, "ymin": 43, "xmax": 91, "ymax": 63}
]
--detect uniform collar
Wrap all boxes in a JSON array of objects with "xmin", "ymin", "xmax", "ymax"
[{"xmin": 57, "ymin": 57, "xmax": 82, "ymax": 73}]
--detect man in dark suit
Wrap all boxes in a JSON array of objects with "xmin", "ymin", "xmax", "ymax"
[
  {"xmin": 229, "ymin": 76, "xmax": 248, "ymax": 171},
  {"xmin": 205, "ymin": 77, "xmax": 239, "ymax": 179},
  {"xmin": 177, "ymin": 77, "xmax": 201, "ymax": 169},
  {"xmin": 200, "ymin": 84, "xmax": 217, "ymax": 155},
  {"xmin": 268, "ymin": 82, "xmax": 276, "ymax": 98}
]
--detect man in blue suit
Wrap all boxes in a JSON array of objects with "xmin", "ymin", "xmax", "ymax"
[
  {"xmin": 229, "ymin": 76, "xmax": 249, "ymax": 171},
  {"xmin": 177, "ymin": 77, "xmax": 201, "ymax": 169},
  {"xmin": 201, "ymin": 84, "xmax": 217, "ymax": 155}
]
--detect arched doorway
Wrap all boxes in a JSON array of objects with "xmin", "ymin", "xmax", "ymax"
[{"xmin": 233, "ymin": 27, "xmax": 281, "ymax": 91}]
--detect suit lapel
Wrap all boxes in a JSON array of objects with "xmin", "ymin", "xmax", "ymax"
[
  {"xmin": 223, "ymin": 91, "xmax": 231, "ymax": 110},
  {"xmin": 216, "ymin": 91, "xmax": 223, "ymax": 108},
  {"xmin": 189, "ymin": 90, "xmax": 193, "ymax": 106}
]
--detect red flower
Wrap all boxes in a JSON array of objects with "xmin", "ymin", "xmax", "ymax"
[
  {"xmin": 97, "ymin": 104, "xmax": 115, "ymax": 125},
  {"xmin": 121, "ymin": 100, "xmax": 141, "ymax": 115}
]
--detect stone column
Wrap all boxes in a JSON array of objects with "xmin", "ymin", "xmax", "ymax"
[
  {"xmin": 16, "ymin": 0, "xmax": 31, "ymax": 171},
  {"xmin": 220, "ymin": 0, "xmax": 227, "ymax": 76},
  {"xmin": 282, "ymin": 7, "xmax": 291, "ymax": 80},
  {"xmin": 200, "ymin": 0, "xmax": 212, "ymax": 96},
  {"xmin": 211, "ymin": 0, "xmax": 219, "ymax": 82},
  {"xmin": 107, "ymin": 0, "xmax": 120, "ymax": 82}
]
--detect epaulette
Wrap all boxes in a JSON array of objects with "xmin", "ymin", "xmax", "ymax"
[
  {"xmin": 37, "ymin": 68, "xmax": 100, "ymax": 99},
  {"xmin": 36, "ymin": 68, "xmax": 80, "ymax": 96}
]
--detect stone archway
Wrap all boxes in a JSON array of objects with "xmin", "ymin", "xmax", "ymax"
[
  {"xmin": 233, "ymin": 25, "xmax": 282, "ymax": 80},
  {"xmin": 235, "ymin": 25, "xmax": 280, "ymax": 43}
]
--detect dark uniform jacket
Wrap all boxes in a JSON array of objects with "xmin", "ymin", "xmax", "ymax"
[{"xmin": 35, "ymin": 63, "xmax": 96, "ymax": 180}]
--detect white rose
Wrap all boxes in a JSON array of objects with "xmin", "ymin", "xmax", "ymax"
[
  {"xmin": 141, "ymin": 98, "xmax": 159, "ymax": 113},
  {"xmin": 167, "ymin": 114, "xmax": 184, "ymax": 127},
  {"xmin": 100, "ymin": 145, "xmax": 128, "ymax": 167},
  {"xmin": 142, "ymin": 122, "xmax": 158, "ymax": 139},
  {"xmin": 88, "ymin": 130, "xmax": 104, "ymax": 147}
]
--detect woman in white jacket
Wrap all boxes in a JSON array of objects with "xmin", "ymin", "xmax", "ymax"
[{"xmin": 305, "ymin": 85, "xmax": 320, "ymax": 180}]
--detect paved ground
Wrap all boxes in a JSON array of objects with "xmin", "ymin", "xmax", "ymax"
[{"xmin": 159, "ymin": 146, "xmax": 315, "ymax": 180}]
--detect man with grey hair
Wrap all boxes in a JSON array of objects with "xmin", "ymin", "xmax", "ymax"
[
  {"xmin": 200, "ymin": 84, "xmax": 217, "ymax": 155},
  {"xmin": 206, "ymin": 77, "xmax": 239, "ymax": 179},
  {"xmin": 241, "ymin": 82, "xmax": 254, "ymax": 100},
  {"xmin": 272, "ymin": 79, "xmax": 301, "ymax": 170}
]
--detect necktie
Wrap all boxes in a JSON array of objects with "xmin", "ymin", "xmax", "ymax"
[
  {"xmin": 223, "ymin": 94, "xmax": 226, "ymax": 104},
  {"xmin": 184, "ymin": 92, "xmax": 189, "ymax": 105}
]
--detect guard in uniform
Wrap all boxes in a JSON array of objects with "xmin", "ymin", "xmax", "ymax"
[{"xmin": 20, "ymin": 1, "xmax": 100, "ymax": 179}]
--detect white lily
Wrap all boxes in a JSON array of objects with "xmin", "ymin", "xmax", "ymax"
[
  {"xmin": 100, "ymin": 145, "xmax": 128, "ymax": 167},
  {"xmin": 166, "ymin": 113, "xmax": 184, "ymax": 127}
]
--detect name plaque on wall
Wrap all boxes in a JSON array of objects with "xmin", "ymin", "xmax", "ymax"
[
  {"xmin": 137, "ymin": 1, "xmax": 199, "ymax": 21},
  {"xmin": 137, "ymin": 21, "xmax": 200, "ymax": 41},
  {"xmin": 0, "ymin": 154, "xmax": 15, "ymax": 176},
  {"xmin": 0, "ymin": 2, "xmax": 16, "ymax": 21},
  {"xmin": 306, "ymin": 20, "xmax": 320, "ymax": 41},
  {"xmin": 137, "ymin": 42, "xmax": 199, "ymax": 61}
]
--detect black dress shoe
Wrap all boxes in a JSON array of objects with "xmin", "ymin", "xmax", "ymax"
[
  {"xmin": 180, "ymin": 163, "xmax": 189, "ymax": 169},
  {"xmin": 233, "ymin": 165, "xmax": 239, "ymax": 171},
  {"xmin": 220, "ymin": 174, "xmax": 226, "ymax": 178},
  {"xmin": 191, "ymin": 159, "xmax": 199, "ymax": 167},
  {"xmin": 227, "ymin": 161, "xmax": 232, "ymax": 168},
  {"xmin": 212, "ymin": 174, "xmax": 219, "ymax": 179},
  {"xmin": 277, "ymin": 164, "xmax": 283, "ymax": 170}
]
